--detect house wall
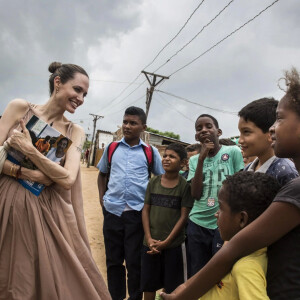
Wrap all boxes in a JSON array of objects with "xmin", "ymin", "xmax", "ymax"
[
  {"xmin": 148, "ymin": 135, "xmax": 164, "ymax": 146},
  {"xmin": 98, "ymin": 132, "xmax": 113, "ymax": 148}
]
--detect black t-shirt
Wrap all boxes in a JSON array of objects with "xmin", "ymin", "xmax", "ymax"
[
  {"xmin": 144, "ymin": 175, "xmax": 194, "ymax": 248},
  {"xmin": 267, "ymin": 177, "xmax": 300, "ymax": 299}
]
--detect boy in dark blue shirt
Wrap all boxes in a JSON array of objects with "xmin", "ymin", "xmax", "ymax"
[{"xmin": 238, "ymin": 97, "xmax": 298, "ymax": 186}]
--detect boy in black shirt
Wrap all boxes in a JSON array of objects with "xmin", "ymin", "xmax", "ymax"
[{"xmin": 141, "ymin": 143, "xmax": 194, "ymax": 300}]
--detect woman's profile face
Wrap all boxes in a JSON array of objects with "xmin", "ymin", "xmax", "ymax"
[{"xmin": 56, "ymin": 73, "xmax": 89, "ymax": 114}]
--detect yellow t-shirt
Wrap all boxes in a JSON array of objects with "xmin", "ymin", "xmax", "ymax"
[{"xmin": 201, "ymin": 248, "xmax": 269, "ymax": 300}]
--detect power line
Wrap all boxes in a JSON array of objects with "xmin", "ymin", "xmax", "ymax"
[
  {"xmin": 157, "ymin": 89, "xmax": 237, "ymax": 115},
  {"xmin": 154, "ymin": 0, "xmax": 235, "ymax": 73},
  {"xmin": 169, "ymin": 0, "xmax": 281, "ymax": 76},
  {"xmin": 99, "ymin": 73, "xmax": 144, "ymax": 112},
  {"xmin": 156, "ymin": 93, "xmax": 195, "ymax": 122},
  {"xmin": 69, "ymin": 117, "xmax": 90, "ymax": 122},
  {"xmin": 143, "ymin": 0, "xmax": 206, "ymax": 71},
  {"xmin": 104, "ymin": 94, "xmax": 145, "ymax": 117},
  {"xmin": 90, "ymin": 78, "xmax": 143, "ymax": 84},
  {"xmin": 100, "ymin": 0, "xmax": 206, "ymax": 112},
  {"xmin": 100, "ymin": 80, "xmax": 147, "ymax": 115}
]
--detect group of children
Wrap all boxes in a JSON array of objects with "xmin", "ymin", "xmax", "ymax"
[
  {"xmin": 159, "ymin": 69, "xmax": 300, "ymax": 300},
  {"xmin": 98, "ymin": 67, "xmax": 300, "ymax": 300},
  {"xmin": 142, "ymin": 96, "xmax": 298, "ymax": 299}
]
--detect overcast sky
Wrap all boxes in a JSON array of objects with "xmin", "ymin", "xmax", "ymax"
[{"xmin": 1, "ymin": 0, "xmax": 299, "ymax": 143}]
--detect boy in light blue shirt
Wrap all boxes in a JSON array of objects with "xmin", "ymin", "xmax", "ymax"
[{"xmin": 97, "ymin": 106, "xmax": 164, "ymax": 300}]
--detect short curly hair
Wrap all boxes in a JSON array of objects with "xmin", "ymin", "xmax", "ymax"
[
  {"xmin": 281, "ymin": 67, "xmax": 300, "ymax": 117},
  {"xmin": 222, "ymin": 172, "xmax": 280, "ymax": 223},
  {"xmin": 165, "ymin": 143, "xmax": 187, "ymax": 161},
  {"xmin": 124, "ymin": 106, "xmax": 147, "ymax": 124},
  {"xmin": 195, "ymin": 114, "xmax": 219, "ymax": 128},
  {"xmin": 186, "ymin": 143, "xmax": 201, "ymax": 153},
  {"xmin": 219, "ymin": 138, "xmax": 236, "ymax": 146}
]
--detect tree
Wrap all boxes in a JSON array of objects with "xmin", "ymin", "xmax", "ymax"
[
  {"xmin": 83, "ymin": 140, "xmax": 91, "ymax": 150},
  {"xmin": 147, "ymin": 127, "xmax": 180, "ymax": 140}
]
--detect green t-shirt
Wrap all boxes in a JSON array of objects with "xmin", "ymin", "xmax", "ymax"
[
  {"xmin": 188, "ymin": 145, "xmax": 244, "ymax": 229},
  {"xmin": 144, "ymin": 175, "xmax": 194, "ymax": 249}
]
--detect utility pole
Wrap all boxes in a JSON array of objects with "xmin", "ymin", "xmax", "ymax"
[
  {"xmin": 142, "ymin": 71, "xmax": 169, "ymax": 119},
  {"xmin": 87, "ymin": 114, "xmax": 104, "ymax": 168}
]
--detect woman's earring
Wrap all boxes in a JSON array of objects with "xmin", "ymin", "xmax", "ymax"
[{"xmin": 56, "ymin": 87, "xmax": 59, "ymax": 94}]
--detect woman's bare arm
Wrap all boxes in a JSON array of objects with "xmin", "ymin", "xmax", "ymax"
[
  {"xmin": 1, "ymin": 159, "xmax": 53, "ymax": 186},
  {"xmin": 8, "ymin": 121, "xmax": 85, "ymax": 189},
  {"xmin": 161, "ymin": 201, "xmax": 300, "ymax": 299},
  {"xmin": 0, "ymin": 99, "xmax": 29, "ymax": 145},
  {"xmin": 0, "ymin": 99, "xmax": 53, "ymax": 185},
  {"xmin": 1, "ymin": 99, "xmax": 84, "ymax": 189}
]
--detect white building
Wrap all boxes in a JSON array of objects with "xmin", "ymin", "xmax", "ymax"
[{"xmin": 95, "ymin": 130, "xmax": 114, "ymax": 149}]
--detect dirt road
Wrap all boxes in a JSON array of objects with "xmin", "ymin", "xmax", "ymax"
[{"xmin": 81, "ymin": 163, "xmax": 107, "ymax": 282}]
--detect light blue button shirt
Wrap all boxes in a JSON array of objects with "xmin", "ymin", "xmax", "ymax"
[{"xmin": 97, "ymin": 138, "xmax": 164, "ymax": 216}]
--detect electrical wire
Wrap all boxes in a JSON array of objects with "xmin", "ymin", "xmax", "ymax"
[
  {"xmin": 143, "ymin": 0, "xmax": 206, "ymax": 71},
  {"xmin": 104, "ymin": 94, "xmax": 145, "ymax": 117},
  {"xmin": 157, "ymin": 89, "xmax": 237, "ymax": 115},
  {"xmin": 156, "ymin": 93, "xmax": 195, "ymax": 122},
  {"xmin": 169, "ymin": 0, "xmax": 281, "ymax": 76},
  {"xmin": 99, "ymin": 74, "xmax": 144, "ymax": 112},
  {"xmin": 99, "ymin": 80, "xmax": 147, "ymax": 115},
  {"xmin": 95, "ymin": 0, "xmax": 280, "ymax": 119},
  {"xmin": 68, "ymin": 117, "xmax": 90, "ymax": 122},
  {"xmin": 101, "ymin": 0, "xmax": 206, "ymax": 112},
  {"xmin": 90, "ymin": 78, "xmax": 143, "ymax": 84},
  {"xmin": 154, "ymin": 0, "xmax": 235, "ymax": 73}
]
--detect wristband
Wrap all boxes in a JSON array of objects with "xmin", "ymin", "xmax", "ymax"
[
  {"xmin": 12, "ymin": 164, "xmax": 18, "ymax": 178},
  {"xmin": 10, "ymin": 164, "xmax": 14, "ymax": 177},
  {"xmin": 16, "ymin": 165, "xmax": 22, "ymax": 180},
  {"xmin": 10, "ymin": 164, "xmax": 18, "ymax": 178}
]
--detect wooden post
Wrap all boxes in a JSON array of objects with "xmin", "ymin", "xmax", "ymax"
[
  {"xmin": 87, "ymin": 114, "xmax": 104, "ymax": 168},
  {"xmin": 142, "ymin": 71, "xmax": 169, "ymax": 119}
]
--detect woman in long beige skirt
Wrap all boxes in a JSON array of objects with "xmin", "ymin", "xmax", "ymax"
[{"xmin": 0, "ymin": 62, "xmax": 111, "ymax": 300}]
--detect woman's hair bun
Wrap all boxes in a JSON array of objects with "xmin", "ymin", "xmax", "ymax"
[{"xmin": 48, "ymin": 62, "xmax": 62, "ymax": 74}]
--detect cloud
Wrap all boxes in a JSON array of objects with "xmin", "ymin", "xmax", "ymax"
[
  {"xmin": 0, "ymin": 0, "xmax": 143, "ymax": 110},
  {"xmin": 1, "ymin": 0, "xmax": 299, "ymax": 144}
]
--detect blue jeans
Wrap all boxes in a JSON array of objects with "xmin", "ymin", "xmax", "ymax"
[
  {"xmin": 186, "ymin": 219, "xmax": 223, "ymax": 277},
  {"xmin": 103, "ymin": 208, "xmax": 143, "ymax": 300}
]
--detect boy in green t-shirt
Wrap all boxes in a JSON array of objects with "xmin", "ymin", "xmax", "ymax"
[
  {"xmin": 141, "ymin": 143, "xmax": 194, "ymax": 300},
  {"xmin": 187, "ymin": 114, "xmax": 244, "ymax": 277}
]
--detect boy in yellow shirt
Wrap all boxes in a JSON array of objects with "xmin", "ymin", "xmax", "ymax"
[{"xmin": 201, "ymin": 171, "xmax": 280, "ymax": 300}]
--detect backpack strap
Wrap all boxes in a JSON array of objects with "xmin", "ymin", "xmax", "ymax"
[
  {"xmin": 142, "ymin": 144, "xmax": 154, "ymax": 179},
  {"xmin": 106, "ymin": 142, "xmax": 153, "ymax": 189},
  {"xmin": 106, "ymin": 142, "xmax": 120, "ymax": 189},
  {"xmin": 108, "ymin": 141, "xmax": 119, "ymax": 165}
]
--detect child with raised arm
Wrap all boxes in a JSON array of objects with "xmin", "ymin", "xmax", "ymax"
[
  {"xmin": 201, "ymin": 172, "xmax": 280, "ymax": 300},
  {"xmin": 141, "ymin": 143, "xmax": 194, "ymax": 300},
  {"xmin": 187, "ymin": 114, "xmax": 244, "ymax": 276},
  {"xmin": 161, "ymin": 67, "xmax": 300, "ymax": 300}
]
